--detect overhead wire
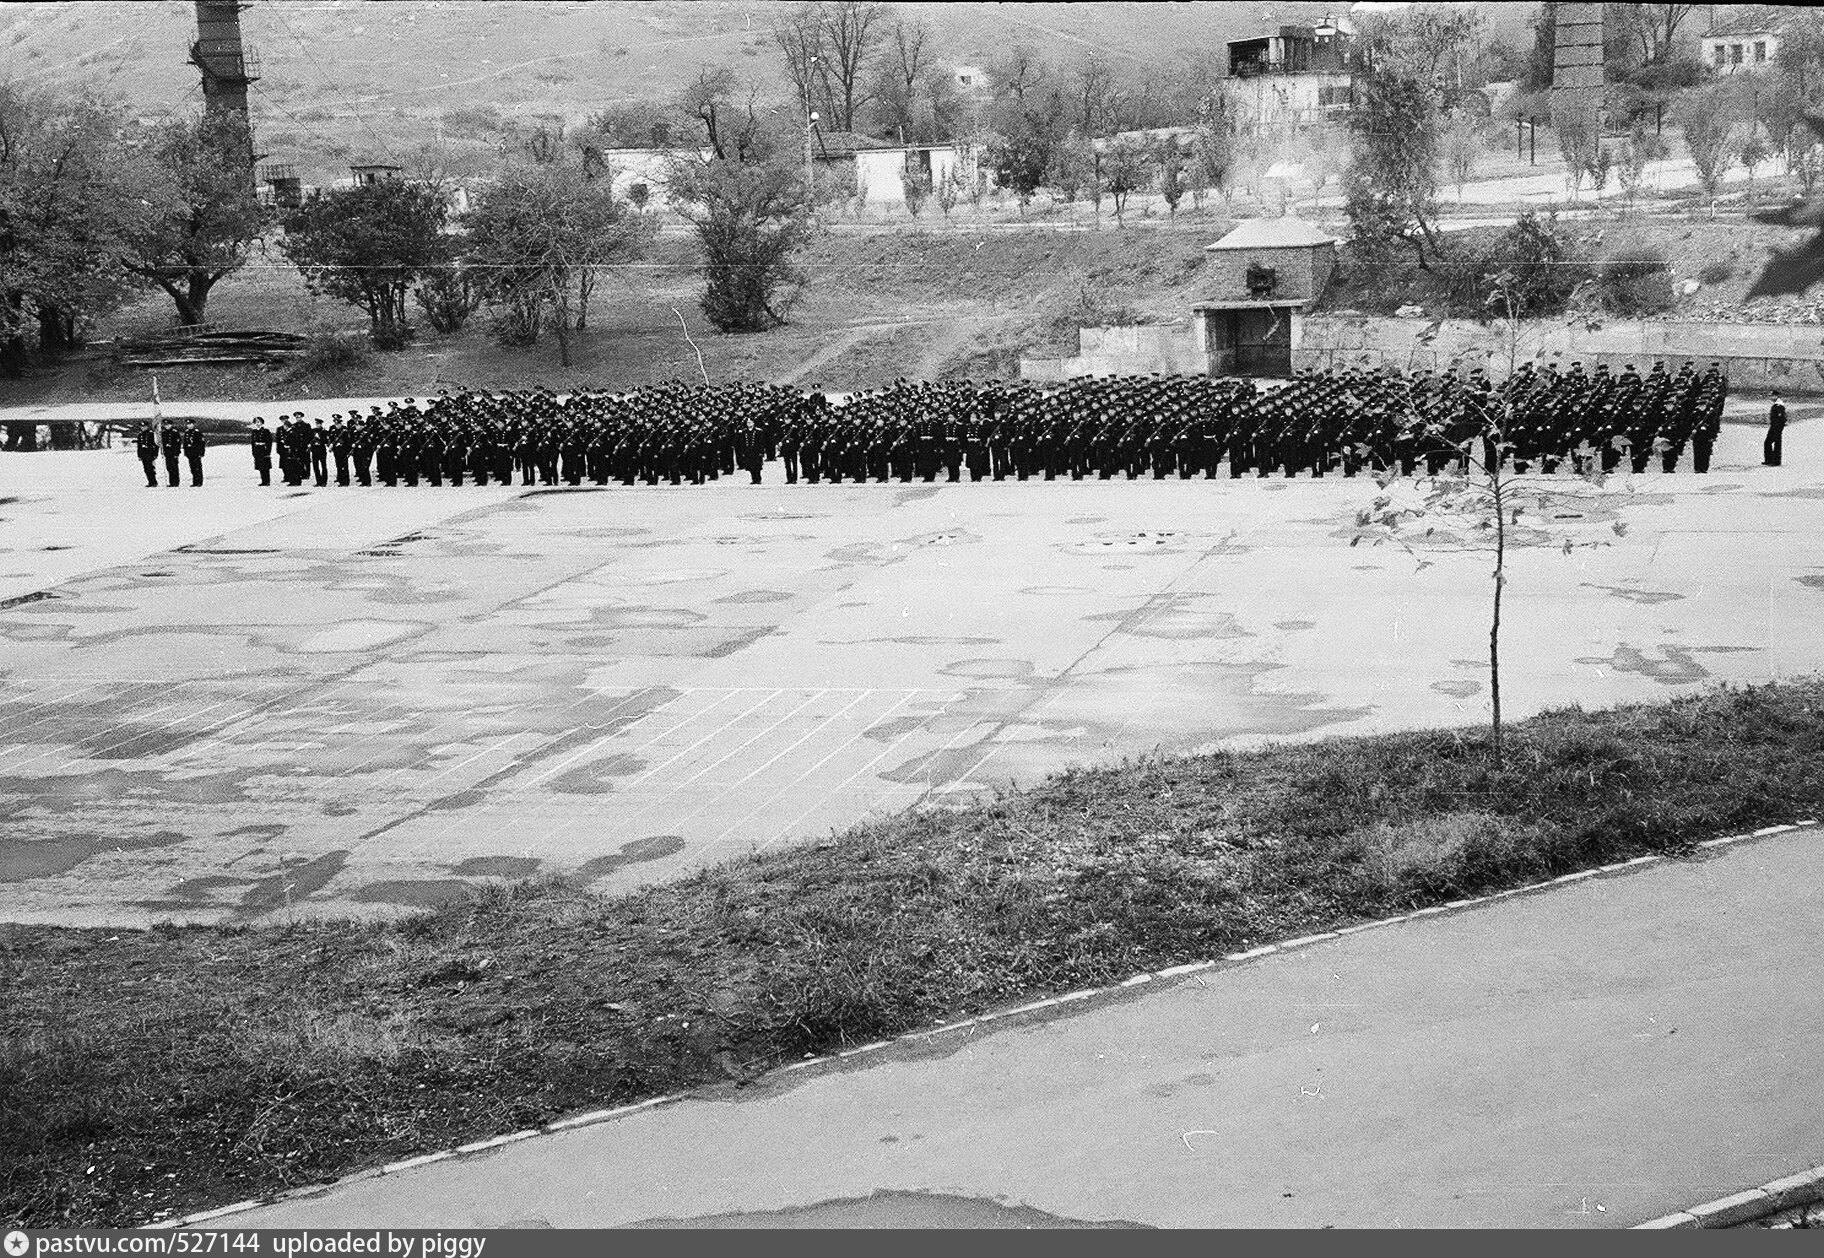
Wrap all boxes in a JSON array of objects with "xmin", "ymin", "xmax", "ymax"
[{"xmin": 259, "ymin": 0, "xmax": 399, "ymax": 164}]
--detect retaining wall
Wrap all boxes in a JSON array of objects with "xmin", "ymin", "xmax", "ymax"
[
  {"xmin": 1298, "ymin": 318, "xmax": 1824, "ymax": 393},
  {"xmin": 1021, "ymin": 322, "xmax": 1207, "ymax": 381}
]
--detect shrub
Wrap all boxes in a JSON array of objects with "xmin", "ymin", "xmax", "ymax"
[
  {"xmin": 1698, "ymin": 260, "xmax": 1734, "ymax": 286},
  {"xmin": 285, "ymin": 328, "xmax": 371, "ymax": 379},
  {"xmin": 413, "ymin": 268, "xmax": 481, "ymax": 335},
  {"xmin": 1596, "ymin": 248, "xmax": 1675, "ymax": 316}
]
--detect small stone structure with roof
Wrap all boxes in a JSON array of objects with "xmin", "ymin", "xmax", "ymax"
[
  {"xmin": 1194, "ymin": 216, "xmax": 1340, "ymax": 377},
  {"xmin": 1020, "ymin": 215, "xmax": 1341, "ymax": 382}
]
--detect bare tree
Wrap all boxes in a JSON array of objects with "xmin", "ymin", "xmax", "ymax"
[
  {"xmin": 1352, "ymin": 348, "xmax": 1624, "ymax": 769},
  {"xmin": 772, "ymin": 1, "xmax": 886, "ymax": 133},
  {"xmin": 1071, "ymin": 54, "xmax": 1121, "ymax": 136},
  {"xmin": 870, "ymin": 17, "xmax": 936, "ymax": 142},
  {"xmin": 885, "ymin": 18, "xmax": 932, "ymax": 100},
  {"xmin": 990, "ymin": 44, "xmax": 1046, "ymax": 103},
  {"xmin": 773, "ymin": 9, "xmax": 826, "ymax": 115},
  {"xmin": 681, "ymin": 66, "xmax": 768, "ymax": 163},
  {"xmin": 1606, "ymin": 3, "xmax": 1699, "ymax": 67}
]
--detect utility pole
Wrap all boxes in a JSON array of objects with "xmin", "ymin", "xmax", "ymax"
[
  {"xmin": 806, "ymin": 107, "xmax": 820, "ymax": 207},
  {"xmin": 804, "ymin": 54, "xmax": 821, "ymax": 210}
]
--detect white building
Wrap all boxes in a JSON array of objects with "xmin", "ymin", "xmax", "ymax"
[
  {"xmin": 1221, "ymin": 15, "xmax": 1360, "ymax": 134},
  {"xmin": 1701, "ymin": 5, "xmax": 1792, "ymax": 73},
  {"xmin": 816, "ymin": 132, "xmax": 986, "ymax": 209}
]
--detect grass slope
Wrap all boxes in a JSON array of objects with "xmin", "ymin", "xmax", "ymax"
[
  {"xmin": 4, "ymin": 681, "xmax": 1823, "ymax": 1227},
  {"xmin": 23, "ymin": 222, "xmax": 1224, "ymax": 405}
]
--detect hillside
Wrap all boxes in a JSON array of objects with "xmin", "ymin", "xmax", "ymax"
[
  {"xmin": 12, "ymin": 218, "xmax": 1235, "ymax": 405},
  {"xmin": 0, "ymin": 1, "xmax": 1536, "ymax": 185}
]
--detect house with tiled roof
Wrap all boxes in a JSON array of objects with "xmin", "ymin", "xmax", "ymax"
[{"xmin": 1701, "ymin": 4, "xmax": 1804, "ymax": 73}]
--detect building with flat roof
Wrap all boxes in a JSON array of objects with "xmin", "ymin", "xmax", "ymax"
[{"xmin": 1222, "ymin": 14, "xmax": 1362, "ymax": 134}]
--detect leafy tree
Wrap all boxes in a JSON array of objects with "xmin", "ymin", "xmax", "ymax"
[
  {"xmin": 0, "ymin": 87, "xmax": 143, "ymax": 375},
  {"xmin": 1354, "ymin": 3, "xmax": 1484, "ymax": 83},
  {"xmin": 1552, "ymin": 102, "xmax": 1601, "ymax": 199},
  {"xmin": 584, "ymin": 100, "xmax": 690, "ymax": 149},
  {"xmin": 1157, "ymin": 138, "xmax": 1185, "ymax": 218},
  {"xmin": 1673, "ymin": 83, "xmax": 1740, "ymax": 204},
  {"xmin": 1101, "ymin": 136, "xmax": 1149, "ymax": 226},
  {"xmin": 899, "ymin": 160, "xmax": 932, "ymax": 218},
  {"xmin": 412, "ymin": 263, "xmax": 481, "ymax": 335},
  {"xmin": 1739, "ymin": 133, "xmax": 1770, "ymax": 203},
  {"xmin": 463, "ymin": 161, "xmax": 652, "ymax": 364},
  {"xmin": 668, "ymin": 69, "xmax": 813, "ymax": 332},
  {"xmin": 1494, "ymin": 209, "xmax": 1586, "ymax": 315},
  {"xmin": 1773, "ymin": 9, "xmax": 1824, "ymax": 102},
  {"xmin": 988, "ymin": 126, "xmax": 1053, "ymax": 212},
  {"xmin": 1045, "ymin": 130, "xmax": 1095, "ymax": 206},
  {"xmin": 1439, "ymin": 108, "xmax": 1484, "ymax": 202},
  {"xmin": 1300, "ymin": 120, "xmax": 1349, "ymax": 210},
  {"xmin": 934, "ymin": 163, "xmax": 963, "ymax": 219},
  {"xmin": 1191, "ymin": 105, "xmax": 1236, "ymax": 205},
  {"xmin": 279, "ymin": 179, "xmax": 453, "ymax": 348},
  {"xmin": 1616, "ymin": 121, "xmax": 1666, "ymax": 210},
  {"xmin": 1520, "ymin": 2, "xmax": 1557, "ymax": 93},
  {"xmin": 1345, "ymin": 72, "xmax": 1442, "ymax": 267},
  {"xmin": 119, "ymin": 111, "xmax": 269, "ymax": 327}
]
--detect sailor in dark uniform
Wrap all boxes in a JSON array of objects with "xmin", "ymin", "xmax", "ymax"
[
  {"xmin": 136, "ymin": 423, "xmax": 161, "ymax": 486},
  {"xmin": 249, "ymin": 416, "xmax": 274, "ymax": 485},
  {"xmin": 181, "ymin": 420, "xmax": 207, "ymax": 486}
]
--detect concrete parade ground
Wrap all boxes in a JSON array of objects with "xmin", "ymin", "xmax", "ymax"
[{"xmin": 0, "ymin": 409, "xmax": 1820, "ymax": 927}]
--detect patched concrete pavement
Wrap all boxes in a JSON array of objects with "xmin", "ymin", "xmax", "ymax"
[
  {"xmin": 229, "ymin": 825, "xmax": 1824, "ymax": 1229},
  {"xmin": 1, "ymin": 417, "xmax": 1820, "ymax": 925}
]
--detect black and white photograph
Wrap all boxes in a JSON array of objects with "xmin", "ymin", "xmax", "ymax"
[{"xmin": 2, "ymin": 0, "xmax": 1822, "ymax": 1234}]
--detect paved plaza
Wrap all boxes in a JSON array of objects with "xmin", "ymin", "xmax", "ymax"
[{"xmin": 1, "ymin": 413, "xmax": 1819, "ymax": 926}]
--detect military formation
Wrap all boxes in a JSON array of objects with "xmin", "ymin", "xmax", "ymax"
[{"xmin": 132, "ymin": 359, "xmax": 1736, "ymax": 491}]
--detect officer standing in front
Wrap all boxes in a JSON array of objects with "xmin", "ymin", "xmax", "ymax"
[
  {"xmin": 136, "ymin": 423, "xmax": 161, "ymax": 486},
  {"xmin": 249, "ymin": 416, "xmax": 274, "ymax": 486},
  {"xmin": 160, "ymin": 420, "xmax": 183, "ymax": 487},
  {"xmin": 181, "ymin": 419, "xmax": 207, "ymax": 486},
  {"xmin": 1765, "ymin": 392, "xmax": 1786, "ymax": 467}
]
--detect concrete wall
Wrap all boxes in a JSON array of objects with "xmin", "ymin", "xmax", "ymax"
[
  {"xmin": 1021, "ymin": 322, "xmax": 1207, "ymax": 381},
  {"xmin": 1223, "ymin": 71, "xmax": 1352, "ymax": 131},
  {"xmin": 1019, "ymin": 314, "xmax": 1824, "ymax": 392},
  {"xmin": 1297, "ymin": 317, "xmax": 1824, "ymax": 393},
  {"xmin": 1202, "ymin": 243, "xmax": 1331, "ymax": 304}
]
